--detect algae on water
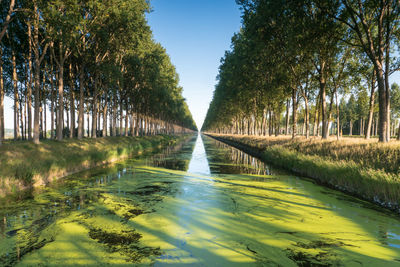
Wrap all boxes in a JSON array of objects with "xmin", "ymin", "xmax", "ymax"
[{"xmin": 1, "ymin": 134, "xmax": 400, "ymax": 266}]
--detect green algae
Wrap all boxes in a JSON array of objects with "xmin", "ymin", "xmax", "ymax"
[{"xmin": 1, "ymin": 134, "xmax": 400, "ymax": 266}]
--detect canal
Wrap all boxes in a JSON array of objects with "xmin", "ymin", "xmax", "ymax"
[{"xmin": 1, "ymin": 134, "xmax": 400, "ymax": 266}]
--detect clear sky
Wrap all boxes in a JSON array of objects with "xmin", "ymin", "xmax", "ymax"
[{"xmin": 146, "ymin": 0, "xmax": 242, "ymax": 129}]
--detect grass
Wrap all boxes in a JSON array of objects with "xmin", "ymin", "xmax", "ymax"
[
  {"xmin": 0, "ymin": 135, "xmax": 180, "ymax": 196},
  {"xmin": 207, "ymin": 133, "xmax": 400, "ymax": 213}
]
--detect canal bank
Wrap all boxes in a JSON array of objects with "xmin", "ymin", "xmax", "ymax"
[
  {"xmin": 0, "ymin": 135, "xmax": 188, "ymax": 198},
  {"xmin": 206, "ymin": 133, "xmax": 400, "ymax": 214},
  {"xmin": 1, "ymin": 134, "xmax": 400, "ymax": 266}
]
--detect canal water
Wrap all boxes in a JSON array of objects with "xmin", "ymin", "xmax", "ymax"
[{"xmin": 1, "ymin": 134, "xmax": 400, "ymax": 266}]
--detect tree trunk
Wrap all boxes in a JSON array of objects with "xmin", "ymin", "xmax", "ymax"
[
  {"xmin": 33, "ymin": 8, "xmax": 41, "ymax": 144},
  {"xmin": 305, "ymin": 97, "xmax": 309, "ymax": 139},
  {"xmin": 112, "ymin": 92, "xmax": 117, "ymax": 136},
  {"xmin": 397, "ymin": 120, "xmax": 400, "ymax": 140},
  {"xmin": 0, "ymin": 47, "xmax": 4, "ymax": 145},
  {"xmin": 77, "ymin": 65, "xmax": 84, "ymax": 139},
  {"xmin": 285, "ymin": 98, "xmax": 290, "ymax": 135},
  {"xmin": 320, "ymin": 61, "xmax": 328, "ymax": 139},
  {"xmin": 19, "ymin": 87, "xmax": 24, "ymax": 140},
  {"xmin": 69, "ymin": 63, "xmax": 75, "ymax": 138},
  {"xmin": 43, "ymin": 88, "xmax": 47, "ymax": 139},
  {"xmin": 365, "ymin": 70, "xmax": 376, "ymax": 139},
  {"xmin": 24, "ymin": 93, "xmax": 27, "ymax": 139},
  {"xmin": 12, "ymin": 52, "xmax": 19, "ymax": 140},
  {"xmin": 27, "ymin": 20, "xmax": 33, "ymax": 140},
  {"xmin": 292, "ymin": 88, "xmax": 297, "ymax": 139},
  {"xmin": 50, "ymin": 67, "xmax": 55, "ymax": 139},
  {"xmin": 335, "ymin": 90, "xmax": 340, "ymax": 140},
  {"xmin": 349, "ymin": 121, "xmax": 353, "ymax": 136},
  {"xmin": 103, "ymin": 93, "xmax": 107, "ymax": 137},
  {"xmin": 385, "ymin": 20, "xmax": 391, "ymax": 142},
  {"xmin": 119, "ymin": 100, "xmax": 123, "ymax": 136},
  {"xmin": 87, "ymin": 106, "xmax": 90, "ymax": 137},
  {"xmin": 91, "ymin": 74, "xmax": 98, "ymax": 138},
  {"xmin": 124, "ymin": 100, "xmax": 128, "ymax": 136},
  {"xmin": 374, "ymin": 60, "xmax": 388, "ymax": 142},
  {"xmin": 56, "ymin": 63, "xmax": 64, "ymax": 141},
  {"xmin": 97, "ymin": 102, "xmax": 101, "ymax": 134}
]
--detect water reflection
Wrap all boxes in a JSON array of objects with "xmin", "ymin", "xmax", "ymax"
[
  {"xmin": 146, "ymin": 135, "xmax": 197, "ymax": 171},
  {"xmin": 187, "ymin": 134, "xmax": 211, "ymax": 176},
  {"xmin": 203, "ymin": 135, "xmax": 278, "ymax": 176}
]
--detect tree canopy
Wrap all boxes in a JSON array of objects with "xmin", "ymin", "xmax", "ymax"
[{"xmin": 0, "ymin": 0, "xmax": 197, "ymax": 145}]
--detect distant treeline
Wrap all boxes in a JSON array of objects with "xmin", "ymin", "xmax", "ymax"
[
  {"xmin": 0, "ymin": 0, "xmax": 197, "ymax": 145},
  {"xmin": 202, "ymin": 0, "xmax": 400, "ymax": 142}
]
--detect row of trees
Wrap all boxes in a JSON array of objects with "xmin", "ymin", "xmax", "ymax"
[
  {"xmin": 0, "ymin": 0, "xmax": 196, "ymax": 145},
  {"xmin": 202, "ymin": 0, "xmax": 400, "ymax": 142}
]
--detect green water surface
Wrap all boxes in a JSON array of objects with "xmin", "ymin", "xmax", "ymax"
[{"xmin": 1, "ymin": 134, "xmax": 400, "ymax": 266}]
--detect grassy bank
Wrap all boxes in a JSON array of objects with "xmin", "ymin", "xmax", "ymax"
[
  {"xmin": 207, "ymin": 134, "xmax": 400, "ymax": 213},
  {"xmin": 0, "ymin": 135, "xmax": 182, "ymax": 196}
]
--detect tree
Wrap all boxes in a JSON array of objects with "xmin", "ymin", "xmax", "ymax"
[{"xmin": 322, "ymin": 0, "xmax": 400, "ymax": 142}]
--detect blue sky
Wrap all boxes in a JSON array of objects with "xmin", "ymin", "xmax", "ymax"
[{"xmin": 146, "ymin": 0, "xmax": 242, "ymax": 129}]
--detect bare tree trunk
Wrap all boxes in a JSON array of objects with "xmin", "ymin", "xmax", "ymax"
[
  {"xmin": 397, "ymin": 120, "xmax": 400, "ymax": 140},
  {"xmin": 43, "ymin": 88, "xmax": 47, "ymax": 139},
  {"xmin": 24, "ymin": 93, "xmax": 27, "ymax": 139},
  {"xmin": 285, "ymin": 98, "xmax": 290, "ymax": 135},
  {"xmin": 69, "ymin": 63, "xmax": 75, "ymax": 138},
  {"xmin": 97, "ymin": 102, "xmax": 100, "ymax": 134},
  {"xmin": 91, "ymin": 74, "xmax": 98, "ymax": 138},
  {"xmin": 33, "ymin": 5, "xmax": 49, "ymax": 143},
  {"xmin": 129, "ymin": 110, "xmax": 134, "ymax": 136},
  {"xmin": 50, "ymin": 66, "xmax": 55, "ymax": 139},
  {"xmin": 335, "ymin": 90, "xmax": 340, "ymax": 140},
  {"xmin": 27, "ymin": 20, "xmax": 33, "ymax": 140},
  {"xmin": 124, "ymin": 100, "xmax": 128, "ymax": 136},
  {"xmin": 33, "ymin": 6, "xmax": 40, "ymax": 143},
  {"xmin": 12, "ymin": 52, "xmax": 20, "ymax": 140},
  {"xmin": 135, "ymin": 112, "xmax": 139, "ymax": 136},
  {"xmin": 305, "ymin": 97, "xmax": 309, "ymax": 139},
  {"xmin": 102, "ymin": 93, "xmax": 107, "ymax": 137},
  {"xmin": 0, "ymin": 47, "xmax": 4, "ymax": 145},
  {"xmin": 19, "ymin": 90, "xmax": 24, "ymax": 140},
  {"xmin": 112, "ymin": 92, "xmax": 117, "ymax": 136},
  {"xmin": 366, "ymin": 70, "xmax": 376, "ymax": 139},
  {"xmin": 77, "ymin": 65, "xmax": 84, "ymax": 139},
  {"xmin": 385, "ymin": 20, "xmax": 391, "ymax": 142},
  {"xmin": 292, "ymin": 88, "xmax": 297, "ymax": 139},
  {"xmin": 349, "ymin": 121, "xmax": 353, "ymax": 136},
  {"xmin": 56, "ymin": 62, "xmax": 64, "ymax": 141},
  {"xmin": 376, "ymin": 65, "xmax": 388, "ymax": 142},
  {"xmin": 319, "ymin": 61, "xmax": 328, "ymax": 139},
  {"xmin": 87, "ymin": 106, "xmax": 90, "ymax": 137},
  {"xmin": 119, "ymin": 99, "xmax": 123, "ymax": 136}
]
